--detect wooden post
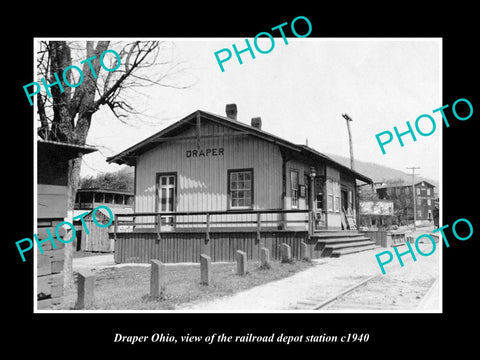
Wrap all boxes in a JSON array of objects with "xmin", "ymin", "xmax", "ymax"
[
  {"xmin": 300, "ymin": 241, "xmax": 309, "ymax": 261},
  {"xmin": 200, "ymin": 254, "xmax": 211, "ymax": 285},
  {"xmin": 236, "ymin": 250, "xmax": 247, "ymax": 276},
  {"xmin": 307, "ymin": 211, "xmax": 313, "ymax": 236},
  {"xmin": 206, "ymin": 213, "xmax": 211, "ymax": 241},
  {"xmin": 114, "ymin": 214, "xmax": 118, "ymax": 240},
  {"xmin": 150, "ymin": 259, "xmax": 166, "ymax": 297},
  {"xmin": 342, "ymin": 113, "xmax": 355, "ymax": 171},
  {"xmin": 260, "ymin": 247, "xmax": 270, "ymax": 269},
  {"xmin": 156, "ymin": 214, "xmax": 162, "ymax": 240},
  {"xmin": 256, "ymin": 212, "xmax": 261, "ymax": 241},
  {"xmin": 75, "ymin": 270, "xmax": 95, "ymax": 310},
  {"xmin": 309, "ymin": 170, "xmax": 316, "ymax": 232},
  {"xmin": 281, "ymin": 243, "xmax": 292, "ymax": 263}
]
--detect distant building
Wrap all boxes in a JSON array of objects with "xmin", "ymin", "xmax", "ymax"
[
  {"xmin": 359, "ymin": 200, "xmax": 395, "ymax": 229},
  {"xmin": 376, "ymin": 181, "xmax": 436, "ymax": 226},
  {"xmin": 74, "ymin": 188, "xmax": 134, "ymax": 210},
  {"xmin": 73, "ymin": 188, "xmax": 134, "ymax": 252}
]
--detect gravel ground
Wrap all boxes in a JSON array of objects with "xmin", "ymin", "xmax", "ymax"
[
  {"xmin": 180, "ymin": 235, "xmax": 441, "ymax": 312},
  {"xmin": 72, "ymin": 226, "xmax": 441, "ymax": 312},
  {"xmin": 322, "ymin": 246, "xmax": 439, "ymax": 311}
]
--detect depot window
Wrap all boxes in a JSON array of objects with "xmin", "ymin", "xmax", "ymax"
[{"xmin": 228, "ymin": 169, "xmax": 253, "ymax": 209}]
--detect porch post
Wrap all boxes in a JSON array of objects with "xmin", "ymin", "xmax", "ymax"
[{"xmin": 309, "ymin": 167, "xmax": 316, "ymax": 233}]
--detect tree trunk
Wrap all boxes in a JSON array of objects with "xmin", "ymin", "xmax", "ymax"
[
  {"xmin": 63, "ymin": 156, "xmax": 83, "ymax": 291},
  {"xmin": 60, "ymin": 41, "xmax": 107, "ymax": 292}
]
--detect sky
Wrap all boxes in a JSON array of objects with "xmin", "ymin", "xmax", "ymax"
[{"xmin": 79, "ymin": 38, "xmax": 442, "ymax": 181}]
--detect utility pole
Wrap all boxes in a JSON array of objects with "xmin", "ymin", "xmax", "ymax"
[
  {"xmin": 342, "ymin": 113, "xmax": 355, "ymax": 170},
  {"xmin": 407, "ymin": 166, "xmax": 420, "ymax": 231}
]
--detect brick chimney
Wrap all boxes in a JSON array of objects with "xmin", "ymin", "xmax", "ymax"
[
  {"xmin": 251, "ymin": 117, "xmax": 262, "ymax": 130},
  {"xmin": 225, "ymin": 103, "xmax": 237, "ymax": 120}
]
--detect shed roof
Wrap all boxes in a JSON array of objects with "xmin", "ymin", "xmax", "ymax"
[
  {"xmin": 38, "ymin": 139, "xmax": 97, "ymax": 159},
  {"xmin": 107, "ymin": 109, "xmax": 372, "ymax": 184},
  {"xmin": 77, "ymin": 188, "xmax": 134, "ymax": 196}
]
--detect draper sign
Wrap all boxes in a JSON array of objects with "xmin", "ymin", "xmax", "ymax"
[{"xmin": 214, "ymin": 16, "xmax": 312, "ymax": 72}]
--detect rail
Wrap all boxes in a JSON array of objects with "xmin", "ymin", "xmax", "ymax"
[{"xmin": 114, "ymin": 209, "xmax": 314, "ymax": 241}]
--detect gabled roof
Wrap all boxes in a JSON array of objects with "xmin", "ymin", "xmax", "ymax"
[
  {"xmin": 106, "ymin": 110, "xmax": 300, "ymax": 166},
  {"xmin": 107, "ymin": 109, "xmax": 372, "ymax": 183}
]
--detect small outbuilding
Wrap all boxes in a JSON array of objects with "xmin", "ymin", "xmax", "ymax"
[
  {"xmin": 37, "ymin": 139, "xmax": 96, "ymax": 309},
  {"xmin": 359, "ymin": 200, "xmax": 395, "ymax": 230},
  {"xmin": 76, "ymin": 206, "xmax": 133, "ymax": 252}
]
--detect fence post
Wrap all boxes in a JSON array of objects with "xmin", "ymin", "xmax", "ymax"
[
  {"xmin": 75, "ymin": 270, "xmax": 95, "ymax": 310},
  {"xmin": 236, "ymin": 250, "xmax": 247, "ymax": 276},
  {"xmin": 281, "ymin": 243, "xmax": 292, "ymax": 263},
  {"xmin": 300, "ymin": 241, "xmax": 309, "ymax": 261},
  {"xmin": 150, "ymin": 259, "xmax": 166, "ymax": 297},
  {"xmin": 200, "ymin": 254, "xmax": 211, "ymax": 285},
  {"xmin": 260, "ymin": 247, "xmax": 270, "ymax": 269}
]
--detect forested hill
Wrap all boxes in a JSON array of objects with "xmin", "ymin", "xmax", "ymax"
[{"xmin": 325, "ymin": 153, "xmax": 439, "ymax": 189}]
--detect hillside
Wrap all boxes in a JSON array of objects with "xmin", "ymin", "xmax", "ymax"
[{"xmin": 325, "ymin": 153, "xmax": 439, "ymax": 189}]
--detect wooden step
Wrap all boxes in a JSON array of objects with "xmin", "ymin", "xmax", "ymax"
[
  {"xmin": 317, "ymin": 236, "xmax": 371, "ymax": 244},
  {"xmin": 315, "ymin": 236, "xmax": 373, "ymax": 253},
  {"xmin": 312, "ymin": 231, "xmax": 361, "ymax": 239},
  {"xmin": 321, "ymin": 240, "xmax": 377, "ymax": 257},
  {"xmin": 331, "ymin": 244, "xmax": 380, "ymax": 257},
  {"xmin": 324, "ymin": 240, "xmax": 376, "ymax": 250},
  {"xmin": 312, "ymin": 232, "xmax": 378, "ymax": 258}
]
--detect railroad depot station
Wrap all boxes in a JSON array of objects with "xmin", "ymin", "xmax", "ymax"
[{"xmin": 107, "ymin": 104, "xmax": 377, "ymax": 263}]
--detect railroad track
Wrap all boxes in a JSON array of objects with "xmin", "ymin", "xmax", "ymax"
[
  {"xmin": 292, "ymin": 275, "xmax": 378, "ymax": 310},
  {"xmin": 292, "ymin": 273, "xmax": 439, "ymax": 310}
]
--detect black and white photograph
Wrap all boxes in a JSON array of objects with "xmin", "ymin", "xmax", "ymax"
[
  {"xmin": 7, "ymin": 7, "xmax": 478, "ymax": 354},
  {"xmin": 34, "ymin": 37, "xmax": 442, "ymax": 313}
]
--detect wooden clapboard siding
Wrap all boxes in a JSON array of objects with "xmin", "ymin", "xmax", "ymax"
[
  {"xmin": 81, "ymin": 221, "xmax": 112, "ymax": 252},
  {"xmin": 134, "ymin": 119, "xmax": 283, "ymax": 223},
  {"xmin": 37, "ymin": 184, "xmax": 68, "ymax": 220},
  {"xmin": 37, "ymin": 223, "xmax": 65, "ymax": 309},
  {"xmin": 113, "ymin": 231, "xmax": 309, "ymax": 264}
]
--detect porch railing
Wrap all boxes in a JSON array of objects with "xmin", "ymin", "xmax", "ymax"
[{"xmin": 114, "ymin": 209, "xmax": 314, "ymax": 241}]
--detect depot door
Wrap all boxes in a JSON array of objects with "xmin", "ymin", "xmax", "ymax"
[
  {"xmin": 314, "ymin": 177, "xmax": 326, "ymax": 228},
  {"xmin": 156, "ymin": 173, "xmax": 176, "ymax": 230}
]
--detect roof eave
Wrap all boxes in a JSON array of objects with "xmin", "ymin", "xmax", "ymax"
[
  {"xmin": 298, "ymin": 146, "xmax": 372, "ymax": 184},
  {"xmin": 106, "ymin": 110, "xmax": 303, "ymax": 165}
]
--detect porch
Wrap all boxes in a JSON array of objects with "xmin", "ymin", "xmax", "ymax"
[{"xmin": 111, "ymin": 209, "xmax": 376, "ymax": 264}]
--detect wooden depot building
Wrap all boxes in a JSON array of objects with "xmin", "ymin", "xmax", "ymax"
[{"xmin": 107, "ymin": 104, "xmax": 376, "ymax": 263}]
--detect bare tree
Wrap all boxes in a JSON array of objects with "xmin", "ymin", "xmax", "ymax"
[{"xmin": 36, "ymin": 40, "xmax": 194, "ymax": 290}]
